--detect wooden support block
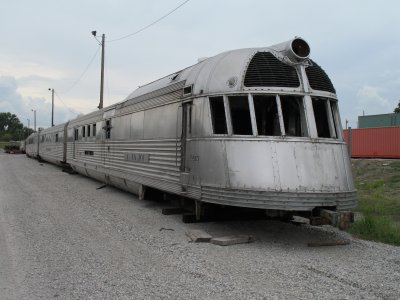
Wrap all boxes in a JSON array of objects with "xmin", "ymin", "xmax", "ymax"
[
  {"xmin": 318, "ymin": 209, "xmax": 354, "ymax": 230},
  {"xmin": 320, "ymin": 209, "xmax": 339, "ymax": 227},
  {"xmin": 211, "ymin": 235, "xmax": 255, "ymax": 246},
  {"xmin": 162, "ymin": 207, "xmax": 184, "ymax": 215},
  {"xmin": 338, "ymin": 212, "xmax": 354, "ymax": 231},
  {"xmin": 186, "ymin": 229, "xmax": 212, "ymax": 242}
]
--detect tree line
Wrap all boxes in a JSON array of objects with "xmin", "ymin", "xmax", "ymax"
[{"xmin": 0, "ymin": 112, "xmax": 35, "ymax": 142}]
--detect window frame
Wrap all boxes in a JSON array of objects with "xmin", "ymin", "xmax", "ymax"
[
  {"xmin": 252, "ymin": 94, "xmax": 283, "ymax": 137},
  {"xmin": 209, "ymin": 96, "xmax": 228, "ymax": 135},
  {"xmin": 312, "ymin": 97, "xmax": 341, "ymax": 139},
  {"xmin": 228, "ymin": 94, "xmax": 254, "ymax": 136}
]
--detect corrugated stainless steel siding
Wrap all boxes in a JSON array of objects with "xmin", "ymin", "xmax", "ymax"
[
  {"xmin": 105, "ymin": 140, "xmax": 181, "ymax": 182},
  {"xmin": 67, "ymin": 139, "xmax": 182, "ymax": 185},
  {"xmin": 201, "ymin": 186, "xmax": 356, "ymax": 211},
  {"xmin": 123, "ymin": 81, "xmax": 185, "ymax": 105},
  {"xmin": 40, "ymin": 143, "xmax": 64, "ymax": 163},
  {"xmin": 119, "ymin": 89, "xmax": 184, "ymax": 115}
]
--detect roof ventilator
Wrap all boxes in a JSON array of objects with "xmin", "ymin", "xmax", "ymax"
[{"xmin": 269, "ymin": 37, "xmax": 311, "ymax": 64}]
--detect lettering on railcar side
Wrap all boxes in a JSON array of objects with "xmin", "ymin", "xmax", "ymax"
[{"xmin": 125, "ymin": 152, "xmax": 150, "ymax": 163}]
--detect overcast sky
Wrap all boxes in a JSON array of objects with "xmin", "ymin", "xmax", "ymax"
[{"xmin": 1, "ymin": 0, "xmax": 399, "ymax": 129}]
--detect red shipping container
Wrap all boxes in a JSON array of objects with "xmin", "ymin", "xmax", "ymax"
[{"xmin": 343, "ymin": 126, "xmax": 400, "ymax": 158}]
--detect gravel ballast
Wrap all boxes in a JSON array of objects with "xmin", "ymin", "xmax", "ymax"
[{"xmin": 0, "ymin": 153, "xmax": 399, "ymax": 299}]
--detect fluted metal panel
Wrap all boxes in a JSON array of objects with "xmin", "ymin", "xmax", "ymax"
[
  {"xmin": 39, "ymin": 142, "xmax": 64, "ymax": 164},
  {"xmin": 124, "ymin": 81, "xmax": 185, "ymax": 104},
  {"xmin": 201, "ymin": 186, "xmax": 356, "ymax": 211},
  {"xmin": 67, "ymin": 139, "xmax": 182, "ymax": 192},
  {"xmin": 119, "ymin": 89, "xmax": 183, "ymax": 115}
]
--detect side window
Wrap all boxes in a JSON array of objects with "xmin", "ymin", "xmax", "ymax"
[
  {"xmin": 105, "ymin": 120, "xmax": 111, "ymax": 139},
  {"xmin": 312, "ymin": 98, "xmax": 330, "ymax": 138},
  {"xmin": 330, "ymin": 100, "xmax": 340, "ymax": 138},
  {"xmin": 87, "ymin": 125, "xmax": 91, "ymax": 137},
  {"xmin": 253, "ymin": 95, "xmax": 281, "ymax": 136},
  {"xmin": 280, "ymin": 96, "xmax": 307, "ymax": 137},
  {"xmin": 93, "ymin": 124, "xmax": 97, "ymax": 137},
  {"xmin": 55, "ymin": 133, "xmax": 59, "ymax": 143},
  {"xmin": 74, "ymin": 128, "xmax": 78, "ymax": 141},
  {"xmin": 209, "ymin": 97, "xmax": 227, "ymax": 134},
  {"xmin": 82, "ymin": 126, "xmax": 86, "ymax": 138},
  {"xmin": 228, "ymin": 95, "xmax": 252, "ymax": 135}
]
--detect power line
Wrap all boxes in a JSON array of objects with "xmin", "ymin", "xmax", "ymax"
[
  {"xmin": 108, "ymin": 0, "xmax": 191, "ymax": 43},
  {"xmin": 54, "ymin": 91, "xmax": 77, "ymax": 115},
  {"xmin": 58, "ymin": 45, "xmax": 101, "ymax": 94}
]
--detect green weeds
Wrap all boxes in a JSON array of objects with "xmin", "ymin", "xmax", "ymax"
[
  {"xmin": 349, "ymin": 216, "xmax": 400, "ymax": 246},
  {"xmin": 350, "ymin": 160, "xmax": 400, "ymax": 246}
]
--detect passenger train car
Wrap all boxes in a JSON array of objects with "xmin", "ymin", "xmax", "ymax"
[{"xmin": 26, "ymin": 38, "xmax": 356, "ymax": 221}]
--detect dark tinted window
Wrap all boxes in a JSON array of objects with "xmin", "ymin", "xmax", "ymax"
[
  {"xmin": 209, "ymin": 97, "xmax": 227, "ymax": 134},
  {"xmin": 280, "ymin": 96, "xmax": 306, "ymax": 137},
  {"xmin": 253, "ymin": 95, "xmax": 281, "ymax": 136},
  {"xmin": 312, "ymin": 98, "xmax": 331, "ymax": 138},
  {"xmin": 229, "ymin": 96, "xmax": 253, "ymax": 135}
]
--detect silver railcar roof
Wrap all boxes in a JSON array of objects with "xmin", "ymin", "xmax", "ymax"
[{"xmin": 124, "ymin": 37, "xmax": 314, "ymax": 102}]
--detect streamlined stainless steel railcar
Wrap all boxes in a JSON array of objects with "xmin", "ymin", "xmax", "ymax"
[{"xmin": 27, "ymin": 38, "xmax": 356, "ymax": 217}]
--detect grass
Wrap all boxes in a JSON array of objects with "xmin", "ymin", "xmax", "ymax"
[
  {"xmin": 349, "ymin": 160, "xmax": 400, "ymax": 246},
  {"xmin": 350, "ymin": 215, "xmax": 400, "ymax": 246}
]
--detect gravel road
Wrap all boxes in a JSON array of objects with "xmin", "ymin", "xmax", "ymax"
[{"xmin": 0, "ymin": 152, "xmax": 399, "ymax": 299}]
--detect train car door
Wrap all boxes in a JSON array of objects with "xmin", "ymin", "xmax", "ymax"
[
  {"xmin": 37, "ymin": 129, "xmax": 41, "ymax": 157},
  {"xmin": 73, "ymin": 127, "xmax": 78, "ymax": 159},
  {"xmin": 103, "ymin": 118, "xmax": 112, "ymax": 167},
  {"xmin": 180, "ymin": 101, "xmax": 192, "ymax": 191},
  {"xmin": 62, "ymin": 124, "xmax": 68, "ymax": 163},
  {"xmin": 102, "ymin": 108, "xmax": 115, "ymax": 169}
]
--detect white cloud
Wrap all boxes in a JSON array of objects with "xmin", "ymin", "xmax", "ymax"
[
  {"xmin": 0, "ymin": 76, "xmax": 80, "ymax": 129},
  {"xmin": 356, "ymin": 85, "xmax": 392, "ymax": 115}
]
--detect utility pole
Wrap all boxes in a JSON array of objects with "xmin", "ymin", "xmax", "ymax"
[
  {"xmin": 49, "ymin": 88, "xmax": 54, "ymax": 126},
  {"xmin": 31, "ymin": 109, "xmax": 36, "ymax": 132},
  {"xmin": 91, "ymin": 31, "xmax": 105, "ymax": 110},
  {"xmin": 99, "ymin": 33, "xmax": 105, "ymax": 110}
]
